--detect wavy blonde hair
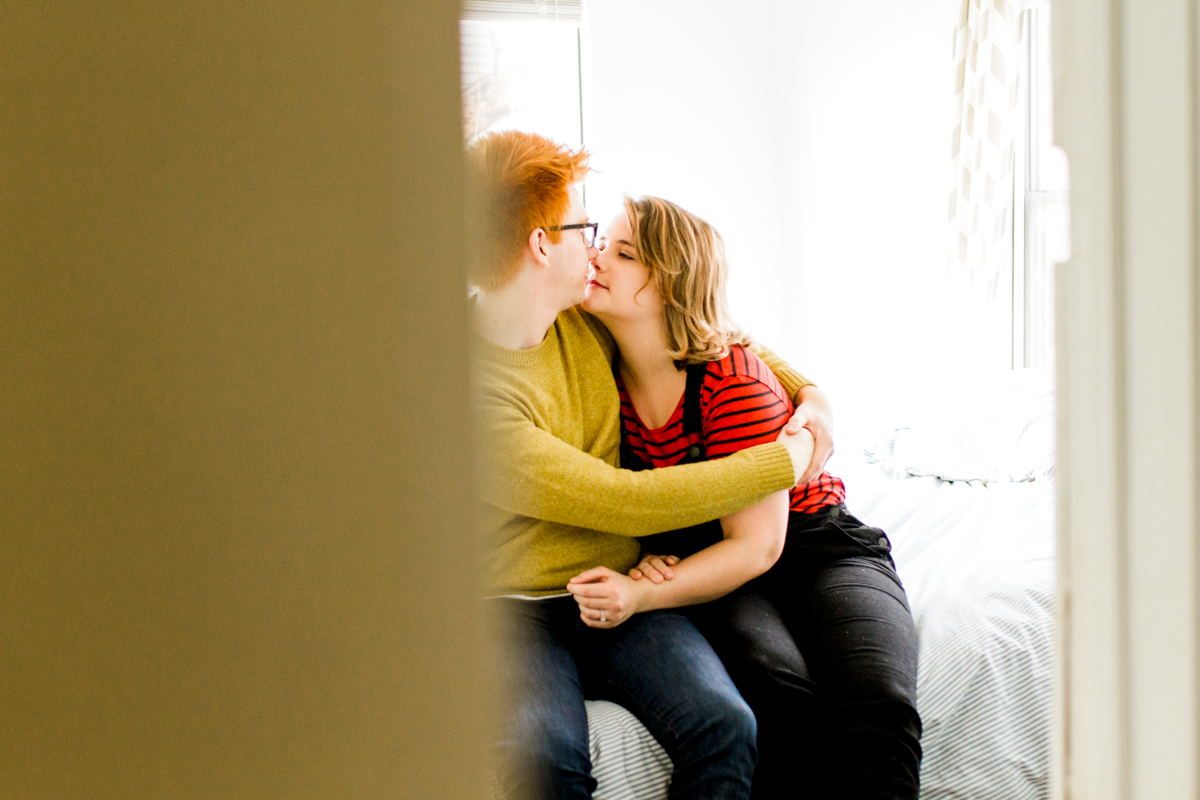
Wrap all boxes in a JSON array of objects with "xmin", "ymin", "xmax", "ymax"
[{"xmin": 624, "ymin": 195, "xmax": 750, "ymax": 364}]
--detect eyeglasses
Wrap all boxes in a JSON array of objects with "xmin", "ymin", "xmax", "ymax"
[{"xmin": 547, "ymin": 221, "xmax": 599, "ymax": 248}]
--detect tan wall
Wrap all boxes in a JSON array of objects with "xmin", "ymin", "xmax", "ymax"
[{"xmin": 0, "ymin": 3, "xmax": 487, "ymax": 797}]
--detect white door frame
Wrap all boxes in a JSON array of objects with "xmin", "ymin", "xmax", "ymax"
[{"xmin": 1054, "ymin": 0, "xmax": 1199, "ymax": 797}]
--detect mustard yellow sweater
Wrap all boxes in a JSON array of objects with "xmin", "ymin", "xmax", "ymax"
[{"xmin": 474, "ymin": 307, "xmax": 810, "ymax": 596}]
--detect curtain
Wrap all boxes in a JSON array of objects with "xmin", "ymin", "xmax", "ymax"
[{"xmin": 948, "ymin": 0, "xmax": 1026, "ymax": 294}]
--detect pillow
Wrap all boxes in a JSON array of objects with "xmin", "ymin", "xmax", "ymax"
[{"xmin": 864, "ymin": 370, "xmax": 1055, "ymax": 484}]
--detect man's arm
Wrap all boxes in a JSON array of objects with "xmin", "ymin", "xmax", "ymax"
[
  {"xmin": 750, "ymin": 342, "xmax": 835, "ymax": 483},
  {"xmin": 477, "ymin": 399, "xmax": 810, "ymax": 537},
  {"xmin": 785, "ymin": 383, "xmax": 835, "ymax": 483},
  {"xmin": 749, "ymin": 341, "xmax": 811, "ymax": 398}
]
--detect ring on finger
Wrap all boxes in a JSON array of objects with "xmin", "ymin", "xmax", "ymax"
[{"xmin": 600, "ymin": 610, "xmax": 607, "ymax": 622}]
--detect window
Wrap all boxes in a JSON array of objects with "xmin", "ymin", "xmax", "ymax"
[
  {"xmin": 1014, "ymin": 0, "xmax": 1070, "ymax": 370},
  {"xmin": 460, "ymin": 1, "xmax": 587, "ymax": 160}
]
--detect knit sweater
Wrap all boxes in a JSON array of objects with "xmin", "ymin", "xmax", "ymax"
[{"xmin": 473, "ymin": 306, "xmax": 808, "ymax": 596}]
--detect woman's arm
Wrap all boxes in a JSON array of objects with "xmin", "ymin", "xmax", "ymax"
[
  {"xmin": 565, "ymin": 485, "xmax": 794, "ymax": 627},
  {"xmin": 565, "ymin": 427, "xmax": 812, "ymax": 627}
]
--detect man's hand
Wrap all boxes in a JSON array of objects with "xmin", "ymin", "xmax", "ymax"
[
  {"xmin": 783, "ymin": 384, "xmax": 835, "ymax": 484},
  {"xmin": 629, "ymin": 554, "xmax": 679, "ymax": 583},
  {"xmin": 567, "ymin": 566, "xmax": 647, "ymax": 628},
  {"xmin": 776, "ymin": 425, "xmax": 816, "ymax": 487}
]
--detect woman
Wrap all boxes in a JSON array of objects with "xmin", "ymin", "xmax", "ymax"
[{"xmin": 565, "ymin": 196, "xmax": 922, "ymax": 800}]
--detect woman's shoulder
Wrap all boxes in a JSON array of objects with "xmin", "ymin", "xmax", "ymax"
[
  {"xmin": 697, "ymin": 345, "xmax": 793, "ymax": 451},
  {"xmin": 703, "ymin": 344, "xmax": 779, "ymax": 386}
]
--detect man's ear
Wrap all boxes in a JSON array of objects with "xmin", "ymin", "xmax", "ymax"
[{"xmin": 527, "ymin": 227, "xmax": 552, "ymax": 269}]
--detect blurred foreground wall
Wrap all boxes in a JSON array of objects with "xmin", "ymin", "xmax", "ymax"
[{"xmin": 0, "ymin": 3, "xmax": 488, "ymax": 798}]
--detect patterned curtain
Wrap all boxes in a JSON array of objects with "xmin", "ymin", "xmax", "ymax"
[{"xmin": 948, "ymin": 0, "xmax": 1026, "ymax": 294}]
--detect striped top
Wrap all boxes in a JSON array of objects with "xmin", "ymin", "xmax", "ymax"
[{"xmin": 619, "ymin": 346, "xmax": 845, "ymax": 513}]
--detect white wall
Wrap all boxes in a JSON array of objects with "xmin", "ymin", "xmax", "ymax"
[
  {"xmin": 585, "ymin": 0, "xmax": 787, "ymax": 348},
  {"xmin": 586, "ymin": 0, "xmax": 1011, "ymax": 459}
]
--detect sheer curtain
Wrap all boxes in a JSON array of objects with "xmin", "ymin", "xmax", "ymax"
[{"xmin": 948, "ymin": 0, "xmax": 1026, "ymax": 295}]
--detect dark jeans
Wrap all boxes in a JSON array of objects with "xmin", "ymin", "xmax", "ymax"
[
  {"xmin": 647, "ymin": 506, "xmax": 923, "ymax": 800},
  {"xmin": 491, "ymin": 595, "xmax": 757, "ymax": 800}
]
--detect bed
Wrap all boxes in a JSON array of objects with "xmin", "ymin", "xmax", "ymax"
[{"xmin": 577, "ymin": 369, "xmax": 1057, "ymax": 800}]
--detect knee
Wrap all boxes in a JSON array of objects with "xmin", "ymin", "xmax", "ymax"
[
  {"xmin": 526, "ymin": 716, "xmax": 591, "ymax": 777},
  {"xmin": 857, "ymin": 670, "xmax": 919, "ymax": 714},
  {"xmin": 834, "ymin": 674, "xmax": 922, "ymax": 744},
  {"xmin": 723, "ymin": 693, "xmax": 758, "ymax": 743},
  {"xmin": 693, "ymin": 687, "xmax": 758, "ymax": 750}
]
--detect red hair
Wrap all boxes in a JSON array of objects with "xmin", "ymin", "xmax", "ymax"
[{"xmin": 467, "ymin": 131, "xmax": 591, "ymax": 291}]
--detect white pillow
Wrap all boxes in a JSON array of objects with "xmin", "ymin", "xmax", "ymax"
[{"xmin": 864, "ymin": 370, "xmax": 1055, "ymax": 484}]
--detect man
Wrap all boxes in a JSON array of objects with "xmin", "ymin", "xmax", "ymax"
[{"xmin": 470, "ymin": 130, "xmax": 833, "ymax": 800}]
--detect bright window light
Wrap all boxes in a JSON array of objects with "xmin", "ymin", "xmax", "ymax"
[{"xmin": 460, "ymin": 19, "xmax": 584, "ymax": 150}]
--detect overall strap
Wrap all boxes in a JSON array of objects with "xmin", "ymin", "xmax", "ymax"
[{"xmin": 682, "ymin": 361, "xmax": 709, "ymax": 436}]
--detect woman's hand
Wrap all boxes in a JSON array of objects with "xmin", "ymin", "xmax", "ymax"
[
  {"xmin": 567, "ymin": 566, "xmax": 649, "ymax": 628},
  {"xmin": 629, "ymin": 554, "xmax": 680, "ymax": 583}
]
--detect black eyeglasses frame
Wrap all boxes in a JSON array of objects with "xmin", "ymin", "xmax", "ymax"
[{"xmin": 547, "ymin": 221, "xmax": 599, "ymax": 247}]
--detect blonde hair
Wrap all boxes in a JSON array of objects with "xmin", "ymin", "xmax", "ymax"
[
  {"xmin": 623, "ymin": 196, "xmax": 750, "ymax": 364},
  {"xmin": 466, "ymin": 131, "xmax": 591, "ymax": 291}
]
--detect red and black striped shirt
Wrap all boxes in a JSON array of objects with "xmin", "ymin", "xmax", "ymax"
[{"xmin": 618, "ymin": 345, "xmax": 846, "ymax": 513}]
